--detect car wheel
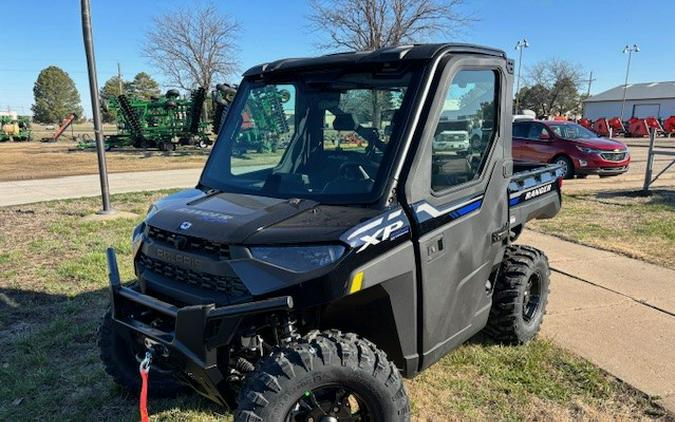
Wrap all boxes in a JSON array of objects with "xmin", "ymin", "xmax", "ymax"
[{"xmin": 554, "ymin": 156, "xmax": 574, "ymax": 179}]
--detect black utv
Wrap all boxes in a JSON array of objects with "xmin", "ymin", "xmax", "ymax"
[{"xmin": 100, "ymin": 43, "xmax": 563, "ymax": 421}]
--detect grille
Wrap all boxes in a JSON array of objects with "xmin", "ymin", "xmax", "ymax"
[
  {"xmin": 600, "ymin": 151, "xmax": 627, "ymax": 161},
  {"xmin": 147, "ymin": 225, "xmax": 230, "ymax": 259},
  {"xmin": 138, "ymin": 253, "xmax": 248, "ymax": 297}
]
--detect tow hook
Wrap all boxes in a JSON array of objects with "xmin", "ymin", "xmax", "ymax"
[
  {"xmin": 138, "ymin": 339, "xmax": 168, "ymax": 422},
  {"xmin": 139, "ymin": 350, "xmax": 153, "ymax": 422}
]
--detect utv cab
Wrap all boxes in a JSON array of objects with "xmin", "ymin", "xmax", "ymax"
[{"xmin": 100, "ymin": 43, "xmax": 562, "ymax": 422}]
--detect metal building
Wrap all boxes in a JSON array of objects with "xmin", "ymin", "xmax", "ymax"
[{"xmin": 583, "ymin": 81, "xmax": 675, "ymax": 120}]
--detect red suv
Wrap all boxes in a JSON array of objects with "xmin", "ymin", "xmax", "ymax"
[{"xmin": 513, "ymin": 120, "xmax": 630, "ymax": 178}]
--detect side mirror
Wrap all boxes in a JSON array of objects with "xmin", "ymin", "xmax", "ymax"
[{"xmin": 539, "ymin": 132, "xmax": 551, "ymax": 140}]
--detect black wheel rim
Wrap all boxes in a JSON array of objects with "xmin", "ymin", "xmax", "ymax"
[
  {"xmin": 286, "ymin": 385, "xmax": 373, "ymax": 422},
  {"xmin": 522, "ymin": 272, "xmax": 542, "ymax": 323}
]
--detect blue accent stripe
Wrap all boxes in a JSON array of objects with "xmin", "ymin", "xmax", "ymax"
[
  {"xmin": 509, "ymin": 197, "xmax": 521, "ymax": 207},
  {"xmin": 455, "ymin": 199, "xmax": 482, "ymax": 216}
]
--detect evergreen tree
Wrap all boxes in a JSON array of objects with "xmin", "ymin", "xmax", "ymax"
[
  {"xmin": 128, "ymin": 72, "xmax": 161, "ymax": 100},
  {"xmin": 100, "ymin": 75, "xmax": 129, "ymax": 123},
  {"xmin": 32, "ymin": 66, "xmax": 83, "ymax": 123}
]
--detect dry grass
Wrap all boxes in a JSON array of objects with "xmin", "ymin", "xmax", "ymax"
[
  {"xmin": 0, "ymin": 139, "xmax": 209, "ymax": 182},
  {"xmin": 0, "ymin": 191, "xmax": 670, "ymax": 421},
  {"xmin": 529, "ymin": 190, "xmax": 675, "ymax": 269}
]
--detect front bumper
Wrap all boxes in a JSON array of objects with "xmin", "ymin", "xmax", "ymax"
[
  {"xmin": 574, "ymin": 153, "xmax": 630, "ymax": 176},
  {"xmin": 106, "ymin": 248, "xmax": 293, "ymax": 404},
  {"xmin": 576, "ymin": 165, "xmax": 629, "ymax": 176}
]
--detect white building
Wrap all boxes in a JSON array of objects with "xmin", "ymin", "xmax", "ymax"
[
  {"xmin": 0, "ymin": 111, "xmax": 19, "ymax": 121},
  {"xmin": 583, "ymin": 81, "xmax": 675, "ymax": 120}
]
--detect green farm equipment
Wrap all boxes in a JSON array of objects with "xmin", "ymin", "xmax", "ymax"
[
  {"xmin": 0, "ymin": 115, "xmax": 32, "ymax": 142},
  {"xmin": 103, "ymin": 88, "xmax": 210, "ymax": 151},
  {"xmin": 212, "ymin": 84, "xmax": 293, "ymax": 154}
]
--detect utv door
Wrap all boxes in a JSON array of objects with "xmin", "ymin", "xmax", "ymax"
[{"xmin": 403, "ymin": 55, "xmax": 512, "ymax": 370}]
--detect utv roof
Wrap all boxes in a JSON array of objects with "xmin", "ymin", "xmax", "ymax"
[{"xmin": 243, "ymin": 43, "xmax": 507, "ymax": 77}]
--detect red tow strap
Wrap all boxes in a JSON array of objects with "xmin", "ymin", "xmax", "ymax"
[{"xmin": 139, "ymin": 352, "xmax": 152, "ymax": 422}]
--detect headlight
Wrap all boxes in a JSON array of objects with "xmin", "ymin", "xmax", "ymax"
[
  {"xmin": 131, "ymin": 221, "xmax": 146, "ymax": 256},
  {"xmin": 576, "ymin": 146, "xmax": 599, "ymax": 154},
  {"xmin": 249, "ymin": 245, "xmax": 346, "ymax": 273}
]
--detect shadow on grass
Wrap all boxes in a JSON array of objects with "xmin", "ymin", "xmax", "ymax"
[
  {"xmin": 573, "ymin": 188, "xmax": 675, "ymax": 209},
  {"xmin": 0, "ymin": 286, "xmax": 229, "ymax": 421}
]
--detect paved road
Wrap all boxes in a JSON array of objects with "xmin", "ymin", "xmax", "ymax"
[
  {"xmin": 0, "ymin": 168, "xmax": 203, "ymax": 207},
  {"xmin": 0, "ymin": 164, "xmax": 272, "ymax": 208},
  {"xmin": 520, "ymin": 230, "xmax": 675, "ymax": 414}
]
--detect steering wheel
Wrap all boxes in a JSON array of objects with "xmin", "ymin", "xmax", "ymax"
[{"xmin": 338, "ymin": 162, "xmax": 372, "ymax": 181}]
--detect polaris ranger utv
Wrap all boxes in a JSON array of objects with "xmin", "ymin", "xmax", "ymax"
[{"xmin": 100, "ymin": 43, "xmax": 562, "ymax": 421}]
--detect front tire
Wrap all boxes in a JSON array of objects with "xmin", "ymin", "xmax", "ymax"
[
  {"xmin": 554, "ymin": 156, "xmax": 574, "ymax": 179},
  {"xmin": 235, "ymin": 330, "xmax": 410, "ymax": 422},
  {"xmin": 485, "ymin": 245, "xmax": 550, "ymax": 344}
]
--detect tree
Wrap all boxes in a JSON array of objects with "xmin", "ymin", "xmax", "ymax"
[
  {"xmin": 308, "ymin": 0, "xmax": 473, "ymax": 51},
  {"xmin": 516, "ymin": 59, "xmax": 583, "ymax": 117},
  {"xmin": 32, "ymin": 66, "xmax": 83, "ymax": 123},
  {"xmin": 128, "ymin": 72, "xmax": 161, "ymax": 100},
  {"xmin": 100, "ymin": 75, "xmax": 129, "ymax": 123},
  {"xmin": 308, "ymin": 0, "xmax": 473, "ymax": 128},
  {"xmin": 143, "ymin": 4, "xmax": 239, "ymax": 90}
]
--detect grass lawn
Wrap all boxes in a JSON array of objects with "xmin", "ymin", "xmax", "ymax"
[
  {"xmin": 528, "ymin": 189, "xmax": 675, "ymax": 269},
  {"xmin": 0, "ymin": 192, "xmax": 668, "ymax": 421}
]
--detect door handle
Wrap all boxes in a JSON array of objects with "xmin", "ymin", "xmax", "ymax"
[{"xmin": 426, "ymin": 236, "xmax": 444, "ymax": 260}]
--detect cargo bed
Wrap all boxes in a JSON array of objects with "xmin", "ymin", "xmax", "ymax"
[{"xmin": 509, "ymin": 162, "xmax": 563, "ymax": 232}]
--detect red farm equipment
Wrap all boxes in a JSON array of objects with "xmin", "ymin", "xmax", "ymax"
[
  {"xmin": 663, "ymin": 116, "xmax": 675, "ymax": 137},
  {"xmin": 626, "ymin": 117, "xmax": 663, "ymax": 138},
  {"xmin": 41, "ymin": 113, "xmax": 79, "ymax": 142},
  {"xmin": 579, "ymin": 118, "xmax": 592, "ymax": 130},
  {"xmin": 607, "ymin": 117, "xmax": 625, "ymax": 136},
  {"xmin": 591, "ymin": 118, "xmax": 610, "ymax": 137},
  {"xmin": 645, "ymin": 117, "xmax": 664, "ymax": 134}
]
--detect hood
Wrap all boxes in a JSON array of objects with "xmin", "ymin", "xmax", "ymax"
[
  {"xmin": 146, "ymin": 189, "xmax": 379, "ymax": 245},
  {"xmin": 573, "ymin": 137, "xmax": 628, "ymax": 151}
]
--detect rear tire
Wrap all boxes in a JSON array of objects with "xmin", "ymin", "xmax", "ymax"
[
  {"xmin": 485, "ymin": 245, "xmax": 550, "ymax": 344},
  {"xmin": 553, "ymin": 156, "xmax": 574, "ymax": 179},
  {"xmin": 98, "ymin": 311, "xmax": 186, "ymax": 397},
  {"xmin": 235, "ymin": 330, "xmax": 410, "ymax": 422}
]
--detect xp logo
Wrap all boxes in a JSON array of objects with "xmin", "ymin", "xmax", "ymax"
[
  {"xmin": 356, "ymin": 220, "xmax": 405, "ymax": 253},
  {"xmin": 179, "ymin": 221, "xmax": 192, "ymax": 231},
  {"xmin": 524, "ymin": 184, "xmax": 552, "ymax": 200}
]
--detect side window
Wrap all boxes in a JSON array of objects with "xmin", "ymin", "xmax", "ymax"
[
  {"xmin": 527, "ymin": 123, "xmax": 547, "ymax": 140},
  {"xmin": 513, "ymin": 122, "xmax": 530, "ymax": 138},
  {"xmin": 431, "ymin": 69, "xmax": 498, "ymax": 191}
]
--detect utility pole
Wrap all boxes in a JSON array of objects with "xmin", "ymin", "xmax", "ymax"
[
  {"xmin": 117, "ymin": 62, "xmax": 123, "ymax": 95},
  {"xmin": 620, "ymin": 44, "xmax": 639, "ymax": 120},
  {"xmin": 579, "ymin": 71, "xmax": 596, "ymax": 118},
  {"xmin": 514, "ymin": 38, "xmax": 529, "ymax": 113},
  {"xmin": 81, "ymin": 0, "xmax": 113, "ymax": 214},
  {"xmin": 584, "ymin": 71, "xmax": 596, "ymax": 97}
]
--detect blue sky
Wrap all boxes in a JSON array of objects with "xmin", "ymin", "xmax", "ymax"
[{"xmin": 1, "ymin": 0, "xmax": 674, "ymax": 117}]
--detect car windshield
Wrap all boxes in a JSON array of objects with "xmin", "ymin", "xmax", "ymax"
[
  {"xmin": 548, "ymin": 123, "xmax": 597, "ymax": 140},
  {"xmin": 200, "ymin": 65, "xmax": 422, "ymax": 204}
]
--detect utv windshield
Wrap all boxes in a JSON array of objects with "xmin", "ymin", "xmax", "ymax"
[{"xmin": 200, "ymin": 65, "xmax": 423, "ymax": 204}]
